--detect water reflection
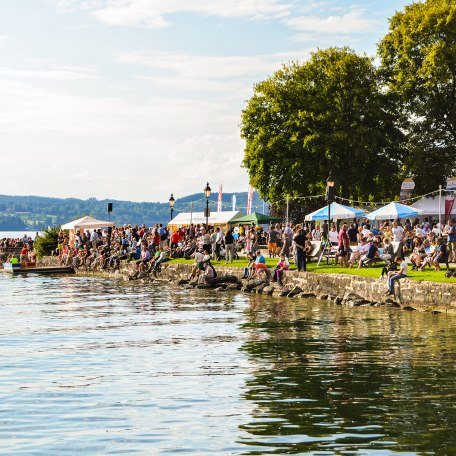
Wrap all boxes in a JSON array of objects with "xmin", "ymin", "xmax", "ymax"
[
  {"xmin": 0, "ymin": 274, "xmax": 455, "ymax": 455},
  {"xmin": 239, "ymin": 297, "xmax": 456, "ymax": 454}
]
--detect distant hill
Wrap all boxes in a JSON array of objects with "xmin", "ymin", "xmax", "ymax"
[{"xmin": 0, "ymin": 192, "xmax": 266, "ymax": 230}]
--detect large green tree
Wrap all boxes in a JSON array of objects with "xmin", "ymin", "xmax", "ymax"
[
  {"xmin": 378, "ymin": 0, "xmax": 456, "ymax": 191},
  {"xmin": 241, "ymin": 47, "xmax": 404, "ymax": 204}
]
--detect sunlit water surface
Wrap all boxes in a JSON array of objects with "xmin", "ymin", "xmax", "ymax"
[{"xmin": 0, "ymin": 274, "xmax": 455, "ymax": 455}]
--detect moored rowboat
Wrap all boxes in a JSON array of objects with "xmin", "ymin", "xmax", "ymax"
[{"xmin": 1, "ymin": 263, "xmax": 75, "ymax": 275}]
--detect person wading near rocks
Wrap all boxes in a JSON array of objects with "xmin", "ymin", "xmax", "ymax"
[{"xmin": 293, "ymin": 227, "xmax": 307, "ymax": 272}]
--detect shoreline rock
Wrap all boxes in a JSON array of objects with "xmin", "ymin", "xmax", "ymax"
[{"xmin": 38, "ymin": 257, "xmax": 456, "ymax": 315}]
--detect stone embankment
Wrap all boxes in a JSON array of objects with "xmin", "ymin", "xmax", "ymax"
[{"xmin": 39, "ymin": 257, "xmax": 456, "ymax": 314}]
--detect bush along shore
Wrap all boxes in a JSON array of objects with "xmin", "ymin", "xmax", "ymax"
[{"xmin": 39, "ymin": 257, "xmax": 456, "ymax": 315}]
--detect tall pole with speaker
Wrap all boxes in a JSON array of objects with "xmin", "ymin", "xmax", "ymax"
[{"xmin": 107, "ymin": 202, "xmax": 113, "ymax": 222}]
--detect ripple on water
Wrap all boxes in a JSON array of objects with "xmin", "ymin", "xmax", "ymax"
[{"xmin": 0, "ymin": 274, "xmax": 455, "ymax": 454}]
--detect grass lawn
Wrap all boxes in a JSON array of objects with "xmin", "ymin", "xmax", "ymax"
[{"xmin": 169, "ymin": 256, "xmax": 456, "ymax": 284}]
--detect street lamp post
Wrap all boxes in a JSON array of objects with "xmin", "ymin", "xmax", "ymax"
[
  {"xmin": 169, "ymin": 193, "xmax": 175, "ymax": 221},
  {"xmin": 326, "ymin": 174, "xmax": 335, "ymax": 229},
  {"xmin": 204, "ymin": 182, "xmax": 211, "ymax": 229}
]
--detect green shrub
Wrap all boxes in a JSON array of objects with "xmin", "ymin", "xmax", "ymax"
[{"xmin": 34, "ymin": 227, "xmax": 60, "ymax": 259}]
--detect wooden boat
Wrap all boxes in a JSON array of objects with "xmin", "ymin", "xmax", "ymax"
[{"xmin": 1, "ymin": 262, "xmax": 75, "ymax": 275}]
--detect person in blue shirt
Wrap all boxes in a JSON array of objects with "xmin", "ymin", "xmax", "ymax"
[{"xmin": 254, "ymin": 250, "xmax": 267, "ymax": 278}]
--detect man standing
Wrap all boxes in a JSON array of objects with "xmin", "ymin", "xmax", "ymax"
[
  {"xmin": 443, "ymin": 219, "xmax": 456, "ymax": 262},
  {"xmin": 392, "ymin": 220, "xmax": 404, "ymax": 259},
  {"xmin": 293, "ymin": 227, "xmax": 307, "ymax": 272},
  {"xmin": 267, "ymin": 225, "xmax": 278, "ymax": 258},
  {"xmin": 347, "ymin": 223, "xmax": 358, "ymax": 246},
  {"xmin": 338, "ymin": 223, "xmax": 349, "ymax": 267},
  {"xmin": 224, "ymin": 229, "xmax": 235, "ymax": 264}
]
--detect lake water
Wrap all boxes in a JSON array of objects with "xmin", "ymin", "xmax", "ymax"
[
  {"xmin": 0, "ymin": 231, "xmax": 39, "ymax": 240},
  {"xmin": 0, "ymin": 274, "xmax": 455, "ymax": 454}
]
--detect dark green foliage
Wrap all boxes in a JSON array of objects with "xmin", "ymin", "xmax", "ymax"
[
  {"xmin": 378, "ymin": 0, "xmax": 456, "ymax": 191},
  {"xmin": 241, "ymin": 47, "xmax": 405, "ymax": 204},
  {"xmin": 34, "ymin": 227, "xmax": 59, "ymax": 259}
]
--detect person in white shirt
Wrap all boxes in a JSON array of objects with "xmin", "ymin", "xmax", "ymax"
[
  {"xmin": 348, "ymin": 238, "xmax": 369, "ymax": 268},
  {"xmin": 392, "ymin": 221, "xmax": 404, "ymax": 242},
  {"xmin": 361, "ymin": 226, "xmax": 371, "ymax": 238},
  {"xmin": 328, "ymin": 227, "xmax": 338, "ymax": 245},
  {"xmin": 386, "ymin": 257, "xmax": 408, "ymax": 295}
]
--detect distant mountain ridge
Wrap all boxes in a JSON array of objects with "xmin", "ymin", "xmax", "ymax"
[{"xmin": 0, "ymin": 192, "xmax": 266, "ymax": 230}]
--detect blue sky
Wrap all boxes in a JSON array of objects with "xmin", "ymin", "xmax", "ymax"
[{"xmin": 0, "ymin": 0, "xmax": 410, "ymax": 202}]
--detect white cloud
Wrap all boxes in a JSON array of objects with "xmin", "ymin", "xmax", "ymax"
[
  {"xmin": 0, "ymin": 65, "xmax": 98, "ymax": 81},
  {"xmin": 119, "ymin": 49, "xmax": 311, "ymax": 82},
  {"xmin": 48, "ymin": 0, "xmax": 291, "ymax": 27},
  {"xmin": 92, "ymin": 0, "xmax": 290, "ymax": 27},
  {"xmin": 118, "ymin": 49, "xmax": 310, "ymax": 97},
  {"xmin": 286, "ymin": 10, "xmax": 376, "ymax": 35},
  {"xmin": 0, "ymin": 75, "xmax": 249, "ymax": 200}
]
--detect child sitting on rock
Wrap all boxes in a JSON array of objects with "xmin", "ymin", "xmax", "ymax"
[{"xmin": 272, "ymin": 253, "xmax": 289, "ymax": 285}]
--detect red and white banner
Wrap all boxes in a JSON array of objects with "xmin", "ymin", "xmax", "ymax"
[
  {"xmin": 217, "ymin": 182, "xmax": 223, "ymax": 212},
  {"xmin": 445, "ymin": 194, "xmax": 455, "ymax": 222},
  {"xmin": 446, "ymin": 176, "xmax": 456, "ymax": 221},
  {"xmin": 247, "ymin": 185, "xmax": 253, "ymax": 214}
]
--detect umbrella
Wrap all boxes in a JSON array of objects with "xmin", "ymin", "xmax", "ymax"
[
  {"xmin": 228, "ymin": 211, "xmax": 282, "ymax": 225},
  {"xmin": 304, "ymin": 202, "xmax": 366, "ymax": 221},
  {"xmin": 366, "ymin": 202, "xmax": 423, "ymax": 221}
]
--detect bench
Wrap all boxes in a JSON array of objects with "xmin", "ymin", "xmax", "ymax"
[{"xmin": 307, "ymin": 241, "xmax": 323, "ymax": 261}]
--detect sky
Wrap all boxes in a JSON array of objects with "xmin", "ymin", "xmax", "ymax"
[{"xmin": 0, "ymin": 0, "xmax": 411, "ymax": 202}]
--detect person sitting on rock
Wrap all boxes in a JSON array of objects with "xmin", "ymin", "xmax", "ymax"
[
  {"xmin": 272, "ymin": 253, "xmax": 289, "ymax": 285},
  {"xmin": 386, "ymin": 256, "xmax": 408, "ymax": 296},
  {"xmin": 151, "ymin": 247, "xmax": 170, "ymax": 274},
  {"xmin": 254, "ymin": 249, "xmax": 267, "ymax": 278},
  {"xmin": 189, "ymin": 248, "xmax": 206, "ymax": 281},
  {"xmin": 241, "ymin": 252, "xmax": 255, "ymax": 280},
  {"xmin": 198, "ymin": 255, "xmax": 217, "ymax": 285}
]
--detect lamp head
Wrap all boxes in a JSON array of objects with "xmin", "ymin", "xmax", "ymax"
[
  {"xmin": 204, "ymin": 182, "xmax": 211, "ymax": 198},
  {"xmin": 169, "ymin": 193, "xmax": 175, "ymax": 208},
  {"xmin": 326, "ymin": 174, "xmax": 334, "ymax": 188}
]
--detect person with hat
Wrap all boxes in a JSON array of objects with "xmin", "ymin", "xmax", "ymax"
[{"xmin": 198, "ymin": 255, "xmax": 217, "ymax": 284}]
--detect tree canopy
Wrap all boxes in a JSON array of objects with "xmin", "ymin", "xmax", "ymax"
[
  {"xmin": 378, "ymin": 0, "xmax": 456, "ymax": 192},
  {"xmin": 242, "ymin": 0, "xmax": 456, "ymax": 204},
  {"xmin": 241, "ymin": 47, "xmax": 405, "ymax": 204}
]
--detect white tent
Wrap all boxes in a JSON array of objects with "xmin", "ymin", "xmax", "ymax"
[
  {"xmin": 366, "ymin": 202, "xmax": 423, "ymax": 221},
  {"xmin": 413, "ymin": 196, "xmax": 456, "ymax": 217},
  {"xmin": 168, "ymin": 211, "xmax": 241, "ymax": 229},
  {"xmin": 304, "ymin": 202, "xmax": 366, "ymax": 221},
  {"xmin": 61, "ymin": 215, "xmax": 115, "ymax": 231}
]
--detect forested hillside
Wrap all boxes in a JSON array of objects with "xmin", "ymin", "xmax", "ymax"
[{"xmin": 0, "ymin": 192, "xmax": 265, "ymax": 230}]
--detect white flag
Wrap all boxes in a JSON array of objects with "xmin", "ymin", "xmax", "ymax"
[
  {"xmin": 247, "ymin": 185, "xmax": 253, "ymax": 215},
  {"xmin": 232, "ymin": 194, "xmax": 236, "ymax": 211},
  {"xmin": 217, "ymin": 182, "xmax": 223, "ymax": 212}
]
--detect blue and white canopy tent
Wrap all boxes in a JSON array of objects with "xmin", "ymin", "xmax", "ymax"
[
  {"xmin": 305, "ymin": 202, "xmax": 366, "ymax": 221},
  {"xmin": 366, "ymin": 202, "xmax": 423, "ymax": 221}
]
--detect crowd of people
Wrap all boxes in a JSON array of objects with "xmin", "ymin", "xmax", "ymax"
[{"xmin": 1, "ymin": 216, "xmax": 455, "ymax": 293}]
